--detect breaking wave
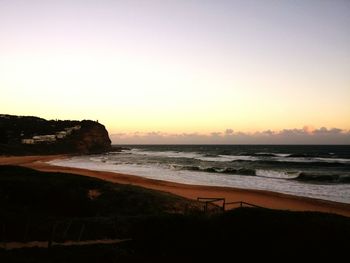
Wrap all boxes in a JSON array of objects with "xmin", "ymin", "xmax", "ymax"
[{"xmin": 294, "ymin": 173, "xmax": 350, "ymax": 183}]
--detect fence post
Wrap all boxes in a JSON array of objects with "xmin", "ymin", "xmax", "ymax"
[
  {"xmin": 62, "ymin": 220, "xmax": 72, "ymax": 241},
  {"xmin": 2, "ymin": 223, "xmax": 6, "ymax": 250},
  {"xmin": 78, "ymin": 223, "xmax": 85, "ymax": 242},
  {"xmin": 48, "ymin": 222, "xmax": 57, "ymax": 248},
  {"xmin": 113, "ymin": 218, "xmax": 118, "ymax": 238},
  {"xmin": 23, "ymin": 219, "xmax": 30, "ymax": 242}
]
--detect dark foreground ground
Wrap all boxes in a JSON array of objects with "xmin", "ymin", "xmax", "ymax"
[{"xmin": 0, "ymin": 165, "xmax": 349, "ymax": 262}]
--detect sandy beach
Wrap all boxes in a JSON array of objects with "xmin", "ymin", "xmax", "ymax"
[{"xmin": 1, "ymin": 155, "xmax": 350, "ymax": 217}]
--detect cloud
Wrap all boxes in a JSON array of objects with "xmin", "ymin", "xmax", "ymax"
[
  {"xmin": 225, "ymin": 129, "xmax": 234, "ymax": 135},
  {"xmin": 313, "ymin": 127, "xmax": 342, "ymax": 134},
  {"xmin": 110, "ymin": 127, "xmax": 350, "ymax": 145},
  {"xmin": 260, "ymin": 130, "xmax": 274, "ymax": 136}
]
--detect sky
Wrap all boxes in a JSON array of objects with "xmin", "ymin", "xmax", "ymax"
[{"xmin": 0, "ymin": 0, "xmax": 349, "ymax": 144}]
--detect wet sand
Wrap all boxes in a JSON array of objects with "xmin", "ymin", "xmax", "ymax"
[{"xmin": 1, "ymin": 155, "xmax": 350, "ymax": 217}]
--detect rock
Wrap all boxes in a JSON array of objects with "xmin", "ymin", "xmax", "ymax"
[
  {"xmin": 0, "ymin": 115, "xmax": 112, "ymax": 155},
  {"xmin": 72, "ymin": 120, "xmax": 112, "ymax": 154}
]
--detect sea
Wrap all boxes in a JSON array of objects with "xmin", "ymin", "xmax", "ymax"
[{"xmin": 49, "ymin": 145, "xmax": 350, "ymax": 204}]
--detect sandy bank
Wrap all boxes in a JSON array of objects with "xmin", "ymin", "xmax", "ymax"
[{"xmin": 1, "ymin": 155, "xmax": 350, "ymax": 217}]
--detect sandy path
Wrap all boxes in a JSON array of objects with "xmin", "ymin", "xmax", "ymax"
[
  {"xmin": 1, "ymin": 155, "xmax": 350, "ymax": 217},
  {"xmin": 0, "ymin": 239, "xmax": 131, "ymax": 250}
]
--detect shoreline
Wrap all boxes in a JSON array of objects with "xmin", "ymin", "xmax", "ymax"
[{"xmin": 1, "ymin": 155, "xmax": 350, "ymax": 217}]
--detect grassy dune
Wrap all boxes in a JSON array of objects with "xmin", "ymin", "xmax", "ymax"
[{"xmin": 0, "ymin": 165, "xmax": 349, "ymax": 261}]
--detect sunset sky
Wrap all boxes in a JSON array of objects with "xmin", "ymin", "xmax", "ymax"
[{"xmin": 1, "ymin": 0, "xmax": 349, "ymax": 143}]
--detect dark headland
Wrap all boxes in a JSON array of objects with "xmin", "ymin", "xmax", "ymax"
[
  {"xmin": 0, "ymin": 114, "xmax": 111, "ymax": 155},
  {"xmin": 1, "ymin": 115, "xmax": 350, "ymax": 261}
]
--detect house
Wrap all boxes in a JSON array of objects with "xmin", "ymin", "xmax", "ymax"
[
  {"xmin": 65, "ymin": 125, "xmax": 81, "ymax": 135},
  {"xmin": 21, "ymin": 139, "xmax": 35, "ymax": 144},
  {"xmin": 33, "ymin": 135, "xmax": 56, "ymax": 143},
  {"xmin": 56, "ymin": 131, "xmax": 67, "ymax": 139}
]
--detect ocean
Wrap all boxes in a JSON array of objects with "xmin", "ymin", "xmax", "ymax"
[{"xmin": 49, "ymin": 145, "xmax": 350, "ymax": 204}]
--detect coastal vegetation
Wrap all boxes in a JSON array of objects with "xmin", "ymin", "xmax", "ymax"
[
  {"xmin": 0, "ymin": 165, "xmax": 349, "ymax": 261},
  {"xmin": 0, "ymin": 114, "xmax": 111, "ymax": 155}
]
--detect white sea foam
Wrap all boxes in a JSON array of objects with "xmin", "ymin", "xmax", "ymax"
[
  {"xmin": 314, "ymin": 157, "xmax": 350, "ymax": 164},
  {"xmin": 48, "ymin": 156, "xmax": 350, "ymax": 204},
  {"xmin": 256, "ymin": 169, "xmax": 299, "ymax": 179},
  {"xmin": 124, "ymin": 149, "xmax": 259, "ymax": 162},
  {"xmin": 125, "ymin": 149, "xmax": 204, "ymax": 159},
  {"xmin": 256, "ymin": 152, "xmax": 291, "ymax": 157},
  {"xmin": 121, "ymin": 149, "xmax": 350, "ymax": 164},
  {"xmin": 270, "ymin": 156, "xmax": 350, "ymax": 164},
  {"xmin": 198, "ymin": 155, "xmax": 258, "ymax": 162}
]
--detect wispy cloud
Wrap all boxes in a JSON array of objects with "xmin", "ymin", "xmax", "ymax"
[{"xmin": 110, "ymin": 127, "xmax": 350, "ymax": 144}]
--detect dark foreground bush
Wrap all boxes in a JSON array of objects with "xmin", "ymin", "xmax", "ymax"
[{"xmin": 1, "ymin": 165, "xmax": 349, "ymax": 261}]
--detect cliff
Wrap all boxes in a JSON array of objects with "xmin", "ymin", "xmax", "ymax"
[
  {"xmin": 69, "ymin": 120, "xmax": 112, "ymax": 154},
  {"xmin": 0, "ymin": 114, "xmax": 111, "ymax": 155}
]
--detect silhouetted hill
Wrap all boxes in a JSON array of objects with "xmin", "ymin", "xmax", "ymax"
[{"xmin": 0, "ymin": 114, "xmax": 111, "ymax": 155}]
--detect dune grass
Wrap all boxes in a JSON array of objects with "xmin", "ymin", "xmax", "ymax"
[
  {"xmin": 0, "ymin": 165, "xmax": 349, "ymax": 261},
  {"xmin": 0, "ymin": 165, "xmax": 198, "ymax": 242}
]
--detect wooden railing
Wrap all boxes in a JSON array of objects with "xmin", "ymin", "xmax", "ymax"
[
  {"xmin": 197, "ymin": 197, "xmax": 226, "ymax": 212},
  {"xmin": 225, "ymin": 201, "xmax": 266, "ymax": 209},
  {"xmin": 197, "ymin": 197, "xmax": 267, "ymax": 213}
]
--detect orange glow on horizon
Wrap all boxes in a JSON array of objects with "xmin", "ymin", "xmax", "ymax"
[{"xmin": 1, "ymin": 0, "xmax": 349, "ymax": 142}]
